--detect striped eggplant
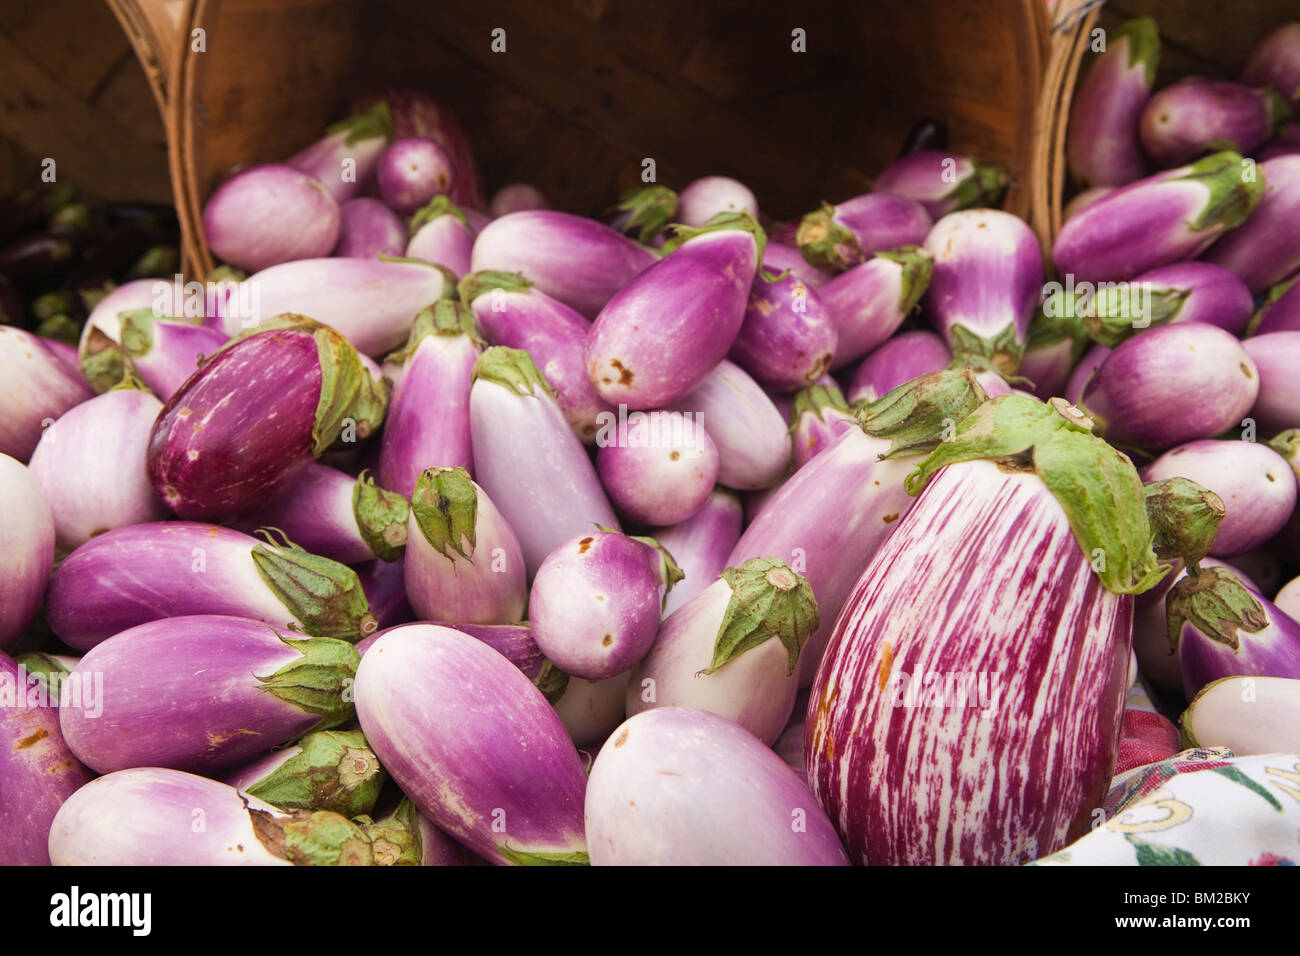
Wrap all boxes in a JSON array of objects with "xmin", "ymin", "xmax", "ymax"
[
  {"xmin": 807, "ymin": 394, "xmax": 1170, "ymax": 865},
  {"xmin": 1203, "ymin": 156, "xmax": 1300, "ymax": 293},
  {"xmin": 489, "ymin": 183, "xmax": 548, "ymax": 218},
  {"xmin": 1252, "ymin": 278, "xmax": 1300, "ymax": 335},
  {"xmin": 27, "ymin": 379, "xmax": 167, "ymax": 551},
  {"xmin": 1140, "ymin": 78, "xmax": 1288, "ymax": 169},
  {"xmin": 1052, "ymin": 151, "xmax": 1266, "ymax": 283},
  {"xmin": 460, "ymin": 270, "xmax": 611, "ymax": 443},
  {"xmin": 221, "ymin": 729, "xmax": 385, "ymax": 819},
  {"xmin": 676, "ymin": 176, "xmax": 758, "ymax": 227},
  {"xmin": 287, "ymin": 101, "xmax": 391, "ymax": 203},
  {"xmin": 1240, "ymin": 22, "xmax": 1300, "ymax": 107},
  {"xmin": 0, "ymin": 325, "xmax": 93, "ymax": 460},
  {"xmin": 355, "ymin": 624, "xmax": 590, "ymax": 865},
  {"xmin": 332, "ymin": 198, "xmax": 406, "ymax": 259},
  {"xmin": 60, "ymin": 615, "xmax": 358, "ymax": 774},
  {"xmin": 846, "ymin": 329, "xmax": 951, "ymax": 404},
  {"xmin": 377, "ymin": 137, "xmax": 456, "ymax": 213},
  {"xmin": 1181, "ymin": 676, "xmax": 1300, "ymax": 755},
  {"xmin": 470, "ymin": 347, "xmax": 619, "ymax": 575},
  {"xmin": 405, "ymin": 197, "xmax": 474, "ymax": 276},
  {"xmin": 403, "ymin": 466, "xmax": 527, "ymax": 625},
  {"xmin": 1243, "ymin": 331, "xmax": 1300, "ymax": 435},
  {"xmin": 651, "ymin": 488, "xmax": 744, "ymax": 617},
  {"xmin": 0, "ymin": 652, "xmax": 93, "ymax": 864},
  {"xmin": 470, "ymin": 210, "xmax": 657, "ymax": 319},
  {"xmin": 1067, "ymin": 17, "xmax": 1159, "ymax": 186},
  {"xmin": 873, "ymin": 150, "xmax": 1007, "ymax": 218},
  {"xmin": 148, "ymin": 317, "xmax": 387, "ymax": 521},
  {"xmin": 586, "ymin": 707, "xmax": 849, "ymax": 866},
  {"xmin": 730, "ymin": 265, "xmax": 836, "ymax": 392},
  {"xmin": 586, "ymin": 213, "xmax": 762, "ymax": 408},
  {"xmin": 203, "ymin": 164, "xmax": 341, "ymax": 272},
  {"xmin": 596, "ymin": 410, "xmax": 718, "ymax": 525},
  {"xmin": 116, "ymin": 309, "xmax": 229, "ymax": 400},
  {"xmin": 924, "ymin": 209, "xmax": 1043, "ymax": 376},
  {"xmin": 819, "ymin": 246, "xmax": 932, "ymax": 370},
  {"xmin": 796, "ymin": 194, "xmax": 931, "ymax": 272},
  {"xmin": 790, "ymin": 383, "xmax": 857, "ymax": 469},
  {"xmin": 0, "ymin": 455, "xmax": 53, "ymax": 650},
  {"xmin": 377, "ymin": 301, "xmax": 479, "ymax": 496}
]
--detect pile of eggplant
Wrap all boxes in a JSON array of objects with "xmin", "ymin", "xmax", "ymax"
[{"xmin": 3, "ymin": 15, "xmax": 1300, "ymax": 866}]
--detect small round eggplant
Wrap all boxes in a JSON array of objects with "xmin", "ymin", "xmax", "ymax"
[
  {"xmin": 488, "ymin": 183, "xmax": 548, "ymax": 217},
  {"xmin": 675, "ymin": 176, "xmax": 758, "ymax": 227},
  {"xmin": 846, "ymin": 329, "xmax": 951, "ymax": 404},
  {"xmin": 377, "ymin": 137, "xmax": 456, "ymax": 213},
  {"xmin": 203, "ymin": 164, "xmax": 341, "ymax": 271},
  {"xmin": 595, "ymin": 410, "xmax": 718, "ymax": 525},
  {"xmin": 332, "ymin": 198, "xmax": 406, "ymax": 259}
]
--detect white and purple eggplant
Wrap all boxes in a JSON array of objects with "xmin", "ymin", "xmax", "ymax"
[
  {"xmin": 1019, "ymin": 303, "xmax": 1090, "ymax": 400},
  {"xmin": 1277, "ymin": 568, "xmax": 1300, "ymax": 621},
  {"xmin": 1067, "ymin": 17, "xmax": 1160, "ymax": 187},
  {"xmin": 1203, "ymin": 155, "xmax": 1300, "ymax": 293},
  {"xmin": 789, "ymin": 383, "xmax": 857, "ymax": 469},
  {"xmin": 796, "ymin": 193, "xmax": 931, "ymax": 272},
  {"xmin": 1252, "ymin": 278, "xmax": 1300, "ymax": 335},
  {"xmin": 353, "ymin": 557, "xmax": 414, "ymax": 631},
  {"xmin": 1181, "ymin": 676, "xmax": 1300, "ymax": 755},
  {"xmin": 203, "ymin": 164, "xmax": 341, "ymax": 272},
  {"xmin": 377, "ymin": 301, "xmax": 479, "ymax": 496},
  {"xmin": 46, "ymin": 522, "xmax": 377, "ymax": 650},
  {"xmin": 762, "ymin": 240, "xmax": 831, "ymax": 289},
  {"xmin": 469, "ymin": 347, "xmax": 619, "ymax": 574},
  {"xmin": 0, "ymin": 325, "xmax": 93, "ymax": 460},
  {"xmin": 115, "ymin": 308, "xmax": 229, "ymax": 400},
  {"xmin": 489, "ymin": 183, "xmax": 548, "ymax": 217},
  {"xmin": 1242, "ymin": 21, "xmax": 1300, "ymax": 102},
  {"xmin": 924, "ymin": 209, "xmax": 1043, "ymax": 376},
  {"xmin": 403, "ymin": 466, "xmax": 527, "ymax": 625},
  {"xmin": 470, "ymin": 210, "xmax": 658, "ymax": 320},
  {"xmin": 1062, "ymin": 185, "xmax": 1116, "ymax": 221},
  {"xmin": 846, "ymin": 329, "xmax": 951, "ymax": 404},
  {"xmin": 595, "ymin": 410, "xmax": 718, "ymax": 525},
  {"xmin": 1065, "ymin": 343, "xmax": 1110, "ymax": 406},
  {"xmin": 1243, "ymin": 331, "xmax": 1300, "ymax": 435},
  {"xmin": 1140, "ymin": 78, "xmax": 1289, "ymax": 169},
  {"xmin": 873, "ymin": 150, "xmax": 1007, "ymax": 218},
  {"xmin": 377, "ymin": 136, "xmax": 456, "ymax": 213},
  {"xmin": 808, "ymin": 395, "xmax": 1169, "ymax": 865},
  {"xmin": 586, "ymin": 212, "xmax": 763, "ymax": 408},
  {"xmin": 287, "ymin": 101, "xmax": 391, "ymax": 203},
  {"xmin": 148, "ymin": 317, "xmax": 387, "ymax": 521},
  {"xmin": 60, "ymin": 615, "xmax": 358, "ymax": 774},
  {"xmin": 355, "ymin": 623, "xmax": 590, "ymax": 865},
  {"xmin": 651, "ymin": 488, "xmax": 744, "ymax": 618},
  {"xmin": 0, "ymin": 455, "xmax": 54, "ymax": 650},
  {"xmin": 222, "ymin": 729, "xmax": 385, "ymax": 819},
  {"xmin": 730, "ymin": 266, "xmax": 836, "ymax": 392},
  {"xmin": 586, "ymin": 707, "xmax": 849, "ymax": 866},
  {"xmin": 551, "ymin": 671, "xmax": 631, "ymax": 749},
  {"xmin": 437, "ymin": 622, "xmax": 565, "ymax": 701},
  {"xmin": 332, "ymin": 198, "xmax": 406, "ymax": 259},
  {"xmin": 405, "ymin": 196, "xmax": 474, "ymax": 276},
  {"xmin": 675, "ymin": 175, "xmax": 758, "ymax": 226}
]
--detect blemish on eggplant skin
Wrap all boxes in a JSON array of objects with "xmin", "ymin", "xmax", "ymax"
[
  {"xmin": 1240, "ymin": 362, "xmax": 1254, "ymax": 378},
  {"xmin": 578, "ymin": 536, "xmax": 594, "ymax": 554},
  {"xmin": 609, "ymin": 359, "xmax": 634, "ymax": 386},
  {"xmin": 883, "ymin": 513, "xmax": 899, "ymax": 524},
  {"xmin": 602, "ymin": 634, "xmax": 613, "ymax": 647},
  {"xmin": 613, "ymin": 729, "xmax": 629, "ymax": 748},
  {"xmin": 16, "ymin": 728, "xmax": 48, "ymax": 749},
  {"xmin": 877, "ymin": 643, "xmax": 894, "ymax": 693}
]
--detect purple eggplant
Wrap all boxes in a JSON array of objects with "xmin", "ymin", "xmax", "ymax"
[
  {"xmin": 595, "ymin": 410, "xmax": 718, "ymax": 525},
  {"xmin": 762, "ymin": 240, "xmax": 831, "ymax": 289},
  {"xmin": 377, "ymin": 137, "xmax": 456, "ymax": 214},
  {"xmin": 489, "ymin": 183, "xmax": 548, "ymax": 217},
  {"xmin": 1080, "ymin": 322, "xmax": 1259, "ymax": 449},
  {"xmin": 1140, "ymin": 78, "xmax": 1289, "ymax": 168},
  {"xmin": 80, "ymin": 277, "xmax": 162, "ymax": 345},
  {"xmin": 1252, "ymin": 278, "xmax": 1300, "ymax": 335},
  {"xmin": 796, "ymin": 193, "xmax": 931, "ymax": 272},
  {"xmin": 1063, "ymin": 185, "xmax": 1115, "ymax": 221},
  {"xmin": 0, "ymin": 652, "xmax": 92, "ymax": 865},
  {"xmin": 222, "ymin": 729, "xmax": 384, "ymax": 819},
  {"xmin": 117, "ymin": 309, "xmax": 229, "ymax": 400},
  {"xmin": 1065, "ymin": 343, "xmax": 1110, "ymax": 406},
  {"xmin": 1180, "ymin": 675, "xmax": 1300, "ymax": 755},
  {"xmin": 676, "ymin": 176, "xmax": 759, "ymax": 227},
  {"xmin": 586, "ymin": 707, "xmax": 849, "ymax": 865},
  {"xmin": 667, "ymin": 359, "xmax": 791, "ymax": 490},
  {"xmin": 60, "ymin": 615, "xmax": 357, "ymax": 774},
  {"xmin": 1019, "ymin": 303, "xmax": 1090, "ymax": 400},
  {"xmin": 924, "ymin": 209, "xmax": 1042, "ymax": 376},
  {"xmin": 1258, "ymin": 121, "xmax": 1300, "ymax": 160},
  {"xmin": 470, "ymin": 347, "xmax": 619, "ymax": 575},
  {"xmin": 148, "ymin": 317, "xmax": 387, "ymax": 521},
  {"xmin": 353, "ymin": 557, "xmax": 414, "ymax": 630},
  {"xmin": 845, "ymin": 329, "xmax": 951, "ymax": 403},
  {"xmin": 355, "ymin": 623, "xmax": 590, "ymax": 865},
  {"xmin": 432, "ymin": 622, "xmax": 561, "ymax": 699},
  {"xmin": 1121, "ymin": 261, "xmax": 1254, "ymax": 336},
  {"xmin": 1242, "ymin": 330, "xmax": 1300, "ymax": 435},
  {"xmin": 1203, "ymin": 155, "xmax": 1300, "ymax": 293},
  {"xmin": 405, "ymin": 196, "xmax": 474, "ymax": 276},
  {"xmin": 332, "ymin": 198, "xmax": 406, "ymax": 259},
  {"xmin": 651, "ymin": 489, "xmax": 744, "ymax": 617},
  {"xmin": 730, "ymin": 264, "xmax": 837, "ymax": 391},
  {"xmin": 0, "ymin": 457, "xmax": 53, "ymax": 652},
  {"xmin": 587, "ymin": 213, "xmax": 762, "ymax": 408},
  {"xmin": 470, "ymin": 211, "xmax": 658, "ymax": 320},
  {"xmin": 627, "ymin": 557, "xmax": 818, "ymax": 744},
  {"xmin": 403, "ymin": 466, "xmax": 527, "ymax": 625},
  {"xmin": 377, "ymin": 301, "xmax": 479, "ymax": 496},
  {"xmin": 27, "ymin": 381, "xmax": 167, "ymax": 551},
  {"xmin": 1240, "ymin": 22, "xmax": 1300, "ymax": 106},
  {"xmin": 460, "ymin": 271, "xmax": 610, "ymax": 443},
  {"xmin": 0, "ymin": 326, "xmax": 93, "ymax": 460},
  {"xmin": 203, "ymin": 164, "xmax": 341, "ymax": 272},
  {"xmin": 46, "ymin": 522, "xmax": 376, "ymax": 651},
  {"xmin": 1053, "ymin": 151, "xmax": 1266, "ymax": 283},
  {"xmin": 873, "ymin": 150, "xmax": 1007, "ymax": 218},
  {"xmin": 287, "ymin": 102, "xmax": 392, "ymax": 203},
  {"xmin": 529, "ymin": 530, "xmax": 664, "ymax": 680},
  {"xmin": 790, "ymin": 383, "xmax": 858, "ymax": 469},
  {"xmin": 1067, "ymin": 18, "xmax": 1159, "ymax": 185}
]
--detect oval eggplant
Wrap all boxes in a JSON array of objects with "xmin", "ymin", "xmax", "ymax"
[
  {"xmin": 287, "ymin": 102, "xmax": 391, "ymax": 203},
  {"xmin": 730, "ymin": 267, "xmax": 836, "ymax": 392},
  {"xmin": 1067, "ymin": 17, "xmax": 1159, "ymax": 186},
  {"xmin": 650, "ymin": 489, "xmax": 744, "ymax": 618},
  {"xmin": 117, "ymin": 310, "xmax": 229, "ymax": 401},
  {"xmin": 873, "ymin": 150, "xmax": 1007, "ymax": 218},
  {"xmin": 675, "ymin": 176, "xmax": 758, "ymax": 226},
  {"xmin": 1240, "ymin": 22, "xmax": 1300, "ymax": 107},
  {"xmin": 203, "ymin": 164, "xmax": 341, "ymax": 271},
  {"xmin": 0, "ymin": 455, "xmax": 54, "ymax": 651},
  {"xmin": 818, "ymin": 246, "xmax": 935, "ymax": 372},
  {"xmin": 332, "ymin": 198, "xmax": 406, "ymax": 259},
  {"xmin": 1139, "ymin": 78, "xmax": 1287, "ymax": 168},
  {"xmin": 796, "ymin": 193, "xmax": 931, "ymax": 272},
  {"xmin": 1243, "ymin": 331, "xmax": 1300, "ymax": 435},
  {"xmin": 0, "ymin": 326, "xmax": 94, "ymax": 460},
  {"xmin": 1181, "ymin": 675, "xmax": 1300, "ymax": 755},
  {"xmin": 405, "ymin": 196, "xmax": 474, "ymax": 276},
  {"xmin": 595, "ymin": 409, "xmax": 718, "ymax": 525},
  {"xmin": 1203, "ymin": 155, "xmax": 1300, "ymax": 294},
  {"xmin": 846, "ymin": 329, "xmax": 951, "ymax": 404},
  {"xmin": 489, "ymin": 183, "xmax": 548, "ymax": 217}
]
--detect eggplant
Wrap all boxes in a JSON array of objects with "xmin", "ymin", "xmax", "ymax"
[
  {"xmin": 1052, "ymin": 151, "xmax": 1266, "ymax": 283},
  {"xmin": 377, "ymin": 137, "xmax": 456, "ymax": 214},
  {"xmin": 0, "ymin": 231, "xmax": 77, "ymax": 291},
  {"xmin": 1117, "ymin": 262, "xmax": 1254, "ymax": 337},
  {"xmin": 27, "ymin": 380, "xmax": 168, "ymax": 551},
  {"xmin": 1241, "ymin": 331, "xmax": 1300, "ymax": 435},
  {"xmin": 203, "ymin": 164, "xmax": 341, "ymax": 272},
  {"xmin": 730, "ymin": 265, "xmax": 836, "ymax": 391},
  {"xmin": 1278, "ymin": 571, "xmax": 1300, "ymax": 622},
  {"xmin": 1062, "ymin": 185, "xmax": 1115, "ymax": 221},
  {"xmin": 332, "ymin": 198, "xmax": 406, "ymax": 259},
  {"xmin": 377, "ymin": 301, "xmax": 479, "ymax": 496},
  {"xmin": 81, "ymin": 277, "xmax": 162, "ymax": 347},
  {"xmin": 845, "ymin": 329, "xmax": 951, "ymax": 404},
  {"xmin": 586, "ymin": 707, "xmax": 849, "ymax": 866},
  {"xmin": 0, "ymin": 455, "xmax": 53, "ymax": 651},
  {"xmin": 796, "ymin": 194, "xmax": 931, "ymax": 272},
  {"xmin": 46, "ymin": 522, "xmax": 377, "ymax": 651},
  {"xmin": 595, "ymin": 410, "xmax": 718, "ymax": 525},
  {"xmin": 789, "ymin": 383, "xmax": 857, "ymax": 469},
  {"xmin": 551, "ymin": 671, "xmax": 631, "ymax": 749},
  {"xmin": 675, "ymin": 176, "xmax": 759, "ymax": 227},
  {"xmin": 403, "ymin": 466, "xmax": 527, "ymax": 625},
  {"xmin": 609, "ymin": 185, "xmax": 677, "ymax": 245},
  {"xmin": 222, "ymin": 729, "xmax": 385, "ymax": 819},
  {"xmin": 470, "ymin": 347, "xmax": 619, "ymax": 575},
  {"xmin": 148, "ymin": 317, "xmax": 387, "ymax": 521},
  {"xmin": 1019, "ymin": 303, "xmax": 1090, "ymax": 400},
  {"xmin": 1080, "ymin": 322, "xmax": 1259, "ymax": 450},
  {"xmin": 873, "ymin": 150, "xmax": 1007, "ymax": 218},
  {"xmin": 0, "ymin": 326, "xmax": 93, "ymax": 460},
  {"xmin": 115, "ymin": 308, "xmax": 228, "ymax": 400},
  {"xmin": 287, "ymin": 102, "xmax": 391, "ymax": 202},
  {"xmin": 1252, "ymin": 278, "xmax": 1300, "ymax": 335},
  {"xmin": 60, "ymin": 615, "xmax": 358, "ymax": 774},
  {"xmin": 489, "ymin": 183, "xmax": 548, "ymax": 217},
  {"xmin": 1203, "ymin": 155, "xmax": 1300, "ymax": 293},
  {"xmin": 353, "ymin": 557, "xmax": 414, "ymax": 631},
  {"xmin": 355, "ymin": 624, "xmax": 590, "ymax": 865},
  {"xmin": 808, "ymin": 395, "xmax": 1169, "ymax": 865},
  {"xmin": 1139, "ymin": 78, "xmax": 1287, "ymax": 168},
  {"xmin": 762, "ymin": 240, "xmax": 831, "ymax": 289},
  {"xmin": 1258, "ymin": 121, "xmax": 1300, "ymax": 160},
  {"xmin": 529, "ymin": 530, "xmax": 665, "ymax": 680},
  {"xmin": 459, "ymin": 270, "xmax": 610, "ymax": 442},
  {"xmin": 405, "ymin": 196, "xmax": 474, "ymax": 276},
  {"xmin": 432, "ymin": 622, "xmax": 559, "ymax": 699},
  {"xmin": 470, "ymin": 210, "xmax": 657, "ymax": 319},
  {"xmin": 1065, "ymin": 343, "xmax": 1110, "ymax": 406},
  {"xmin": 651, "ymin": 489, "xmax": 744, "ymax": 617},
  {"xmin": 1181, "ymin": 676, "xmax": 1300, "ymax": 755},
  {"xmin": 924, "ymin": 209, "xmax": 1042, "ymax": 376},
  {"xmin": 586, "ymin": 212, "xmax": 762, "ymax": 408},
  {"xmin": 1240, "ymin": 22, "xmax": 1300, "ymax": 106}
]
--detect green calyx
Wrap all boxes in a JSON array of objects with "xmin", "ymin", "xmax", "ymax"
[
  {"xmin": 129, "ymin": 245, "xmax": 178, "ymax": 279},
  {"xmin": 613, "ymin": 185, "xmax": 678, "ymax": 245},
  {"xmin": 327, "ymin": 100, "xmax": 393, "ymax": 146},
  {"xmin": 457, "ymin": 269, "xmax": 533, "ymax": 304},
  {"xmin": 624, "ymin": 532, "xmax": 685, "ymax": 610},
  {"xmin": 533, "ymin": 659, "xmax": 570, "ymax": 703},
  {"xmin": 1269, "ymin": 428, "xmax": 1299, "ymax": 467},
  {"xmin": 1248, "ymin": 279, "xmax": 1298, "ymax": 336},
  {"xmin": 948, "ymin": 321, "xmax": 1026, "ymax": 378},
  {"xmin": 703, "ymin": 557, "xmax": 819, "ymax": 676},
  {"xmin": 36, "ymin": 315, "xmax": 80, "ymax": 345},
  {"xmin": 410, "ymin": 194, "xmax": 468, "ymax": 235},
  {"xmin": 905, "ymin": 394, "xmax": 1169, "ymax": 595},
  {"xmin": 1086, "ymin": 285, "xmax": 1190, "ymax": 347},
  {"xmin": 855, "ymin": 367, "xmax": 987, "ymax": 459},
  {"xmin": 944, "ymin": 159, "xmax": 1009, "ymax": 212},
  {"xmin": 353, "ymin": 472, "xmax": 409, "ymax": 562},
  {"xmin": 386, "ymin": 300, "xmax": 483, "ymax": 366},
  {"xmin": 254, "ymin": 633, "xmax": 360, "ymax": 730},
  {"xmin": 107, "ymin": 366, "xmax": 152, "ymax": 394},
  {"xmin": 14, "ymin": 652, "xmax": 71, "ymax": 696},
  {"xmin": 796, "ymin": 202, "xmax": 857, "ymax": 271},
  {"xmin": 119, "ymin": 307, "xmax": 201, "ymax": 359},
  {"xmin": 32, "ymin": 290, "xmax": 75, "ymax": 322},
  {"xmin": 1144, "ymin": 477, "xmax": 1225, "ymax": 568},
  {"xmin": 1166, "ymin": 565, "xmax": 1268, "ymax": 653},
  {"xmin": 244, "ymin": 730, "xmax": 385, "ymax": 819},
  {"xmin": 79, "ymin": 325, "xmax": 128, "ymax": 394},
  {"xmin": 410, "ymin": 466, "xmax": 479, "ymax": 561},
  {"xmin": 248, "ymin": 807, "xmax": 376, "ymax": 866},
  {"xmin": 1115, "ymin": 17, "xmax": 1161, "ymax": 87},
  {"xmin": 790, "ymin": 382, "xmax": 851, "ymax": 429},
  {"xmin": 251, "ymin": 531, "xmax": 379, "ymax": 641},
  {"xmin": 1175, "ymin": 150, "xmax": 1266, "ymax": 234},
  {"xmin": 471, "ymin": 345, "xmax": 555, "ymax": 398},
  {"xmin": 875, "ymin": 245, "xmax": 934, "ymax": 316},
  {"xmin": 497, "ymin": 845, "xmax": 590, "ymax": 866},
  {"xmin": 1265, "ymin": 89, "xmax": 1293, "ymax": 130},
  {"xmin": 1027, "ymin": 295, "xmax": 1090, "ymax": 357},
  {"xmin": 662, "ymin": 211, "xmax": 767, "ymax": 271},
  {"xmin": 206, "ymin": 264, "xmax": 247, "ymax": 284},
  {"xmin": 362, "ymin": 798, "xmax": 424, "ymax": 866}
]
